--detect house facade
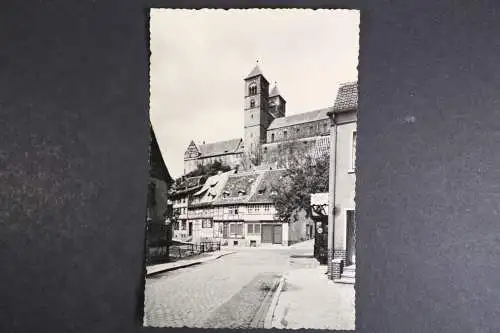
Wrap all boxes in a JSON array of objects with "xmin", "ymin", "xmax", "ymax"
[
  {"xmin": 211, "ymin": 168, "xmax": 313, "ymax": 247},
  {"xmin": 169, "ymin": 168, "xmax": 314, "ymax": 247},
  {"xmin": 170, "ymin": 176, "xmax": 204, "ymax": 241},
  {"xmin": 188, "ymin": 170, "xmax": 234, "ymax": 243},
  {"xmin": 146, "ymin": 124, "xmax": 174, "ymax": 265},
  {"xmin": 320, "ymin": 81, "xmax": 357, "ymax": 282}
]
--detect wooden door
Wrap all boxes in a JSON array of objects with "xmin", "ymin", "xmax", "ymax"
[
  {"xmin": 273, "ymin": 225, "xmax": 282, "ymax": 244},
  {"xmin": 262, "ymin": 225, "xmax": 273, "ymax": 243},
  {"xmin": 346, "ymin": 210, "xmax": 356, "ymax": 265}
]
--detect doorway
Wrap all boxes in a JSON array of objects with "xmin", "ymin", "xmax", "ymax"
[
  {"xmin": 188, "ymin": 222, "xmax": 193, "ymax": 237},
  {"xmin": 345, "ymin": 210, "xmax": 356, "ymax": 265},
  {"xmin": 261, "ymin": 224, "xmax": 282, "ymax": 244}
]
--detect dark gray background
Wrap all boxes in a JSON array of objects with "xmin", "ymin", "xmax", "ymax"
[{"xmin": 2, "ymin": 1, "xmax": 500, "ymax": 332}]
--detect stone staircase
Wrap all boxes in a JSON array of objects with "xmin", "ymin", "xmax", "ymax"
[{"xmin": 335, "ymin": 264, "xmax": 355, "ymax": 285}]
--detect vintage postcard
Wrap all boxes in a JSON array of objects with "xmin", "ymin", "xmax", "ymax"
[{"xmin": 145, "ymin": 8, "xmax": 359, "ymax": 330}]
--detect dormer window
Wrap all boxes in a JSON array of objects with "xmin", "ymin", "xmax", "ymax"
[{"xmin": 238, "ymin": 189, "xmax": 246, "ymax": 195}]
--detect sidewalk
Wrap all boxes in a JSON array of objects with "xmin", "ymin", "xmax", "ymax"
[
  {"xmin": 146, "ymin": 250, "xmax": 234, "ymax": 277},
  {"xmin": 268, "ymin": 266, "xmax": 355, "ymax": 330}
]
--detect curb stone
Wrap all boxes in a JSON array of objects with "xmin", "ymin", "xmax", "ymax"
[
  {"xmin": 250, "ymin": 275, "xmax": 281, "ymax": 328},
  {"xmin": 264, "ymin": 275, "xmax": 286, "ymax": 328},
  {"xmin": 146, "ymin": 251, "xmax": 235, "ymax": 277}
]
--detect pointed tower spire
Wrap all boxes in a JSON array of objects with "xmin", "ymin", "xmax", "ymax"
[
  {"xmin": 270, "ymin": 81, "xmax": 281, "ymax": 97},
  {"xmin": 245, "ymin": 60, "xmax": 265, "ymax": 80}
]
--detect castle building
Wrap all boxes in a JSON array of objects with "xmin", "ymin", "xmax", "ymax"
[
  {"xmin": 174, "ymin": 63, "xmax": 358, "ymax": 252},
  {"xmin": 183, "ymin": 63, "xmax": 356, "ymax": 174}
]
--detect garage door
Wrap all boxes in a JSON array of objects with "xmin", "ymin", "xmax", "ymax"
[
  {"xmin": 273, "ymin": 225, "xmax": 282, "ymax": 244},
  {"xmin": 262, "ymin": 225, "xmax": 273, "ymax": 243}
]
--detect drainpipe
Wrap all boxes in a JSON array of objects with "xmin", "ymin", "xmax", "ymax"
[{"xmin": 327, "ymin": 111, "xmax": 337, "ymax": 280}]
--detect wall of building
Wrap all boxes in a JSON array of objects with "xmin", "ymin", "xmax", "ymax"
[
  {"xmin": 262, "ymin": 135, "xmax": 329, "ymax": 164},
  {"xmin": 190, "ymin": 218, "xmax": 217, "ymax": 242},
  {"xmin": 287, "ymin": 208, "xmax": 314, "ymax": 245},
  {"xmin": 183, "ymin": 158, "xmax": 199, "ymax": 175},
  {"xmin": 332, "ymin": 119, "xmax": 357, "ymax": 255},
  {"xmin": 281, "ymin": 223, "xmax": 289, "ymax": 245},
  {"xmin": 172, "ymin": 193, "xmax": 190, "ymax": 240},
  {"xmin": 266, "ymin": 119, "xmax": 330, "ymax": 144},
  {"xmin": 149, "ymin": 177, "xmax": 170, "ymax": 222}
]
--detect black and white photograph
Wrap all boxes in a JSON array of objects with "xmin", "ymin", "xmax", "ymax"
[{"xmin": 144, "ymin": 9, "xmax": 359, "ymax": 330}]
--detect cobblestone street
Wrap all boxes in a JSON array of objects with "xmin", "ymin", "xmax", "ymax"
[
  {"xmin": 144, "ymin": 240, "xmax": 354, "ymax": 329},
  {"xmin": 144, "ymin": 247, "xmax": 293, "ymax": 328}
]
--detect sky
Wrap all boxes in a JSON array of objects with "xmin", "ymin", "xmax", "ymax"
[{"xmin": 150, "ymin": 9, "xmax": 360, "ymax": 179}]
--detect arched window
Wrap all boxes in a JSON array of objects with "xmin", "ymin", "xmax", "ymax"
[
  {"xmin": 271, "ymin": 133, "xmax": 275, "ymax": 142},
  {"xmin": 249, "ymin": 83, "xmax": 257, "ymax": 96},
  {"xmin": 250, "ymin": 99, "xmax": 255, "ymax": 108},
  {"xmin": 284, "ymin": 130, "xmax": 288, "ymax": 140}
]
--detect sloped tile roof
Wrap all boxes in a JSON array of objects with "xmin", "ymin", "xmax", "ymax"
[
  {"xmin": 245, "ymin": 64, "xmax": 264, "ymax": 80},
  {"xmin": 267, "ymin": 107, "xmax": 333, "ymax": 130},
  {"xmin": 198, "ymin": 138, "xmax": 243, "ymax": 158},
  {"xmin": 333, "ymin": 82, "xmax": 358, "ymax": 112},
  {"xmin": 190, "ymin": 171, "xmax": 234, "ymax": 207},
  {"xmin": 213, "ymin": 171, "xmax": 264, "ymax": 205},
  {"xmin": 149, "ymin": 124, "xmax": 173, "ymax": 184},
  {"xmin": 248, "ymin": 169, "xmax": 287, "ymax": 203},
  {"xmin": 170, "ymin": 175, "xmax": 205, "ymax": 196},
  {"xmin": 270, "ymin": 85, "xmax": 281, "ymax": 97}
]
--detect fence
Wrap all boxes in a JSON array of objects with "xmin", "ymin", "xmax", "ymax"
[{"xmin": 169, "ymin": 241, "xmax": 221, "ymax": 260}]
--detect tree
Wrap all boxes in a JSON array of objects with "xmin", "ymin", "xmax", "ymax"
[
  {"xmin": 270, "ymin": 138, "xmax": 330, "ymax": 223},
  {"xmin": 184, "ymin": 160, "xmax": 231, "ymax": 178},
  {"xmin": 237, "ymin": 145, "xmax": 264, "ymax": 172}
]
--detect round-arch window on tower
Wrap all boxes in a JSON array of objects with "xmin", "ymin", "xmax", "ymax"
[
  {"xmin": 250, "ymin": 99, "xmax": 255, "ymax": 108},
  {"xmin": 249, "ymin": 82, "xmax": 257, "ymax": 96}
]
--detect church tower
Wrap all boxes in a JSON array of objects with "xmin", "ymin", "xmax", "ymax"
[
  {"xmin": 243, "ymin": 62, "xmax": 271, "ymax": 157},
  {"xmin": 269, "ymin": 82, "xmax": 286, "ymax": 118}
]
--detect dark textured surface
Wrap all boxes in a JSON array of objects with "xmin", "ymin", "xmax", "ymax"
[
  {"xmin": 2, "ymin": 1, "xmax": 500, "ymax": 333},
  {"xmin": 333, "ymin": 82, "xmax": 358, "ymax": 112}
]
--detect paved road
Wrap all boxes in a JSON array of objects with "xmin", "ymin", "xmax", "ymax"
[{"xmin": 144, "ymin": 243, "xmax": 315, "ymax": 328}]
